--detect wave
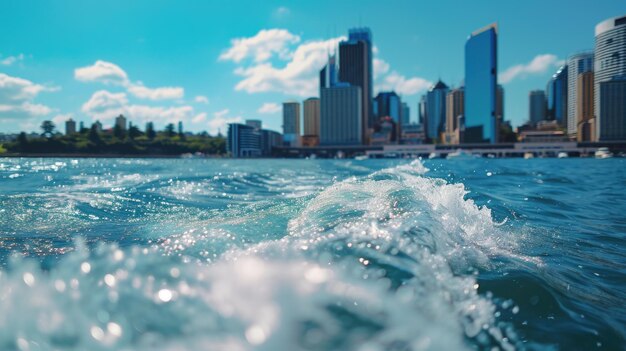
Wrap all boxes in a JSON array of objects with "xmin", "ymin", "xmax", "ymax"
[{"xmin": 0, "ymin": 160, "xmax": 544, "ymax": 350}]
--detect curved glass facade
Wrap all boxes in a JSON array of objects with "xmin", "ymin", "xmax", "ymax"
[{"xmin": 464, "ymin": 24, "xmax": 497, "ymax": 144}]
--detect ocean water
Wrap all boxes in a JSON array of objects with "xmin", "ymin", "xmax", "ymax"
[{"xmin": 0, "ymin": 157, "xmax": 624, "ymax": 351}]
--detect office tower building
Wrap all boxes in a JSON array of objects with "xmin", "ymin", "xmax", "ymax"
[
  {"xmin": 496, "ymin": 85, "xmax": 504, "ymax": 121},
  {"xmin": 465, "ymin": 23, "xmax": 498, "ymax": 143},
  {"xmin": 546, "ymin": 65, "xmax": 568, "ymax": 125},
  {"xmin": 339, "ymin": 28, "xmax": 373, "ymax": 143},
  {"xmin": 320, "ymin": 85, "xmax": 362, "ymax": 145},
  {"xmin": 374, "ymin": 91, "xmax": 402, "ymax": 123},
  {"xmin": 79, "ymin": 121, "xmax": 84, "ymax": 131},
  {"xmin": 65, "ymin": 118, "xmax": 76, "ymax": 135},
  {"xmin": 576, "ymin": 72, "xmax": 596, "ymax": 141},
  {"xmin": 445, "ymin": 87, "xmax": 464, "ymax": 144},
  {"xmin": 425, "ymin": 80, "xmax": 449, "ymax": 142},
  {"xmin": 418, "ymin": 95, "xmax": 427, "ymax": 126},
  {"xmin": 529, "ymin": 90, "xmax": 547, "ymax": 124},
  {"xmin": 177, "ymin": 121, "xmax": 183, "ymax": 135},
  {"xmin": 320, "ymin": 54, "xmax": 338, "ymax": 92},
  {"xmin": 282, "ymin": 101, "xmax": 301, "ymax": 146},
  {"xmin": 303, "ymin": 98, "xmax": 320, "ymax": 136},
  {"xmin": 595, "ymin": 14, "xmax": 626, "ymax": 141},
  {"xmin": 567, "ymin": 52, "xmax": 594, "ymax": 136},
  {"xmin": 260, "ymin": 129, "xmax": 283, "ymax": 156},
  {"xmin": 227, "ymin": 123, "xmax": 261, "ymax": 158},
  {"xmin": 115, "ymin": 114, "xmax": 127, "ymax": 131},
  {"xmin": 401, "ymin": 102, "xmax": 410, "ymax": 126},
  {"xmin": 246, "ymin": 120, "xmax": 262, "ymax": 129}
]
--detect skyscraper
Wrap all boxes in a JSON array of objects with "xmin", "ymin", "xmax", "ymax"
[
  {"xmin": 418, "ymin": 95, "xmax": 427, "ymax": 126},
  {"xmin": 282, "ymin": 101, "xmax": 301, "ymax": 146},
  {"xmin": 374, "ymin": 92, "xmax": 402, "ymax": 123},
  {"xmin": 529, "ymin": 90, "xmax": 547, "ymax": 124},
  {"xmin": 594, "ymin": 14, "xmax": 626, "ymax": 141},
  {"xmin": 339, "ymin": 28, "xmax": 373, "ymax": 143},
  {"xmin": 401, "ymin": 102, "xmax": 410, "ymax": 126},
  {"xmin": 567, "ymin": 52, "xmax": 594, "ymax": 136},
  {"xmin": 303, "ymin": 97, "xmax": 320, "ymax": 139},
  {"xmin": 178, "ymin": 121, "xmax": 183, "ymax": 135},
  {"xmin": 465, "ymin": 23, "xmax": 498, "ymax": 144},
  {"xmin": 320, "ymin": 85, "xmax": 362, "ymax": 145},
  {"xmin": 425, "ymin": 80, "xmax": 449, "ymax": 142},
  {"xmin": 546, "ymin": 65, "xmax": 568, "ymax": 125},
  {"xmin": 576, "ymin": 72, "xmax": 595, "ymax": 141},
  {"xmin": 227, "ymin": 123, "xmax": 261, "ymax": 158},
  {"xmin": 445, "ymin": 87, "xmax": 464, "ymax": 144},
  {"xmin": 319, "ymin": 54, "xmax": 338, "ymax": 92}
]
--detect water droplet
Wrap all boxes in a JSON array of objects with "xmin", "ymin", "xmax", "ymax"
[
  {"xmin": 23, "ymin": 272, "xmax": 35, "ymax": 287},
  {"xmin": 158, "ymin": 288, "xmax": 173, "ymax": 302},
  {"xmin": 81, "ymin": 262, "xmax": 91, "ymax": 274},
  {"xmin": 91, "ymin": 326, "xmax": 104, "ymax": 341},
  {"xmin": 245, "ymin": 325, "xmax": 266, "ymax": 345},
  {"xmin": 107, "ymin": 322, "xmax": 123, "ymax": 337},
  {"xmin": 104, "ymin": 274, "xmax": 116, "ymax": 287}
]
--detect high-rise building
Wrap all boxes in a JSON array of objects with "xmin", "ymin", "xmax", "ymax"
[
  {"xmin": 115, "ymin": 114, "xmax": 127, "ymax": 131},
  {"xmin": 401, "ymin": 102, "xmax": 410, "ymax": 126},
  {"xmin": 65, "ymin": 118, "xmax": 76, "ymax": 135},
  {"xmin": 94, "ymin": 121, "xmax": 103, "ymax": 133},
  {"xmin": 594, "ymin": 14, "xmax": 626, "ymax": 141},
  {"xmin": 79, "ymin": 121, "xmax": 85, "ymax": 132},
  {"xmin": 496, "ymin": 85, "xmax": 504, "ymax": 122},
  {"xmin": 319, "ymin": 54, "xmax": 338, "ymax": 92},
  {"xmin": 178, "ymin": 121, "xmax": 183, "ymax": 135},
  {"xmin": 260, "ymin": 129, "xmax": 283, "ymax": 156},
  {"xmin": 374, "ymin": 92, "xmax": 402, "ymax": 124},
  {"xmin": 246, "ymin": 120, "xmax": 262, "ymax": 129},
  {"xmin": 282, "ymin": 102, "xmax": 301, "ymax": 146},
  {"xmin": 546, "ymin": 65, "xmax": 568, "ymax": 125},
  {"xmin": 465, "ymin": 23, "xmax": 498, "ymax": 144},
  {"xmin": 339, "ymin": 28, "xmax": 373, "ymax": 143},
  {"xmin": 418, "ymin": 95, "xmax": 427, "ymax": 126},
  {"xmin": 576, "ymin": 72, "xmax": 596, "ymax": 141},
  {"xmin": 303, "ymin": 98, "xmax": 320, "ymax": 137},
  {"xmin": 227, "ymin": 123, "xmax": 261, "ymax": 158},
  {"xmin": 566, "ymin": 52, "xmax": 594, "ymax": 136},
  {"xmin": 529, "ymin": 90, "xmax": 547, "ymax": 124},
  {"xmin": 445, "ymin": 87, "xmax": 464, "ymax": 144},
  {"xmin": 425, "ymin": 80, "xmax": 449, "ymax": 142},
  {"xmin": 320, "ymin": 85, "xmax": 362, "ymax": 145}
]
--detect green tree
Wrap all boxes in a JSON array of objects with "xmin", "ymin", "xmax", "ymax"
[
  {"xmin": 41, "ymin": 120, "xmax": 55, "ymax": 138},
  {"xmin": 113, "ymin": 124, "xmax": 126, "ymax": 139},
  {"xmin": 128, "ymin": 125, "xmax": 142, "ymax": 139},
  {"xmin": 146, "ymin": 123, "xmax": 156, "ymax": 140},
  {"xmin": 165, "ymin": 123, "xmax": 176, "ymax": 137},
  {"xmin": 89, "ymin": 124, "xmax": 101, "ymax": 144}
]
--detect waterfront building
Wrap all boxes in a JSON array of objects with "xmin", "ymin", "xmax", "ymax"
[
  {"xmin": 465, "ymin": 23, "xmax": 498, "ymax": 144},
  {"xmin": 567, "ymin": 52, "xmax": 594, "ymax": 137},
  {"xmin": 115, "ymin": 114, "xmax": 127, "ymax": 131},
  {"xmin": 425, "ymin": 80, "xmax": 449, "ymax": 142},
  {"xmin": 178, "ymin": 121, "xmax": 183, "ymax": 135},
  {"xmin": 227, "ymin": 123, "xmax": 261, "ymax": 158},
  {"xmin": 374, "ymin": 92, "xmax": 402, "ymax": 123},
  {"xmin": 529, "ymin": 90, "xmax": 547, "ymax": 124},
  {"xmin": 79, "ymin": 121, "xmax": 85, "ymax": 132},
  {"xmin": 303, "ymin": 97, "xmax": 320, "ymax": 143},
  {"xmin": 319, "ymin": 54, "xmax": 338, "ymax": 92},
  {"xmin": 282, "ymin": 101, "xmax": 301, "ymax": 147},
  {"xmin": 246, "ymin": 120, "xmax": 262, "ymax": 129},
  {"xmin": 260, "ymin": 129, "xmax": 282, "ymax": 156},
  {"xmin": 400, "ymin": 123, "xmax": 426, "ymax": 144},
  {"xmin": 320, "ymin": 85, "xmax": 362, "ymax": 145},
  {"xmin": 401, "ymin": 102, "xmax": 410, "ymax": 126},
  {"xmin": 444, "ymin": 87, "xmax": 464, "ymax": 144},
  {"xmin": 65, "ymin": 118, "xmax": 76, "ymax": 135},
  {"xmin": 418, "ymin": 95, "xmax": 427, "ymax": 126},
  {"xmin": 546, "ymin": 65, "xmax": 568, "ymax": 126},
  {"xmin": 594, "ymin": 14, "xmax": 626, "ymax": 141},
  {"xmin": 339, "ymin": 28, "xmax": 373, "ymax": 143}
]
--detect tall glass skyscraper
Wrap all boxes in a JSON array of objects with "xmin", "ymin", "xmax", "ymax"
[
  {"xmin": 339, "ymin": 28, "xmax": 373, "ymax": 143},
  {"xmin": 282, "ymin": 101, "xmax": 301, "ymax": 146},
  {"xmin": 425, "ymin": 80, "xmax": 449, "ymax": 141},
  {"xmin": 546, "ymin": 65, "xmax": 568, "ymax": 125},
  {"xmin": 566, "ymin": 52, "xmax": 594, "ymax": 136},
  {"xmin": 594, "ymin": 14, "xmax": 626, "ymax": 141},
  {"xmin": 464, "ymin": 23, "xmax": 498, "ymax": 144}
]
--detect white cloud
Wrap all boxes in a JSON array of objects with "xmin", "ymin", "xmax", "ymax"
[
  {"xmin": 81, "ymin": 89, "xmax": 196, "ymax": 125},
  {"xmin": 274, "ymin": 6, "xmax": 290, "ymax": 17},
  {"xmin": 52, "ymin": 113, "xmax": 73, "ymax": 127},
  {"xmin": 0, "ymin": 73, "xmax": 56, "ymax": 119},
  {"xmin": 257, "ymin": 102, "xmax": 281, "ymax": 114},
  {"xmin": 207, "ymin": 109, "xmax": 242, "ymax": 135},
  {"xmin": 376, "ymin": 71, "xmax": 431, "ymax": 96},
  {"xmin": 75, "ymin": 60, "xmax": 129, "ymax": 85},
  {"xmin": 219, "ymin": 29, "xmax": 301, "ymax": 63},
  {"xmin": 127, "ymin": 84, "xmax": 184, "ymax": 100},
  {"xmin": 75, "ymin": 60, "xmax": 184, "ymax": 100},
  {"xmin": 194, "ymin": 95, "xmax": 209, "ymax": 104},
  {"xmin": 500, "ymin": 54, "xmax": 563, "ymax": 84},
  {"xmin": 229, "ymin": 34, "xmax": 344, "ymax": 97},
  {"xmin": 373, "ymin": 58, "xmax": 390, "ymax": 79},
  {"xmin": 1, "ymin": 54, "xmax": 25, "ymax": 66},
  {"xmin": 192, "ymin": 112, "xmax": 207, "ymax": 123}
]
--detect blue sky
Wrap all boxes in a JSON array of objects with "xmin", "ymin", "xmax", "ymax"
[{"xmin": 0, "ymin": 0, "xmax": 623, "ymax": 134}]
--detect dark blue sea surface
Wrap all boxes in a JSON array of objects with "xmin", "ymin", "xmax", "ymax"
[{"xmin": 0, "ymin": 157, "xmax": 624, "ymax": 350}]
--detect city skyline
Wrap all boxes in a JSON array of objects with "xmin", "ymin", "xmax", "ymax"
[{"xmin": 1, "ymin": 0, "xmax": 623, "ymax": 135}]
